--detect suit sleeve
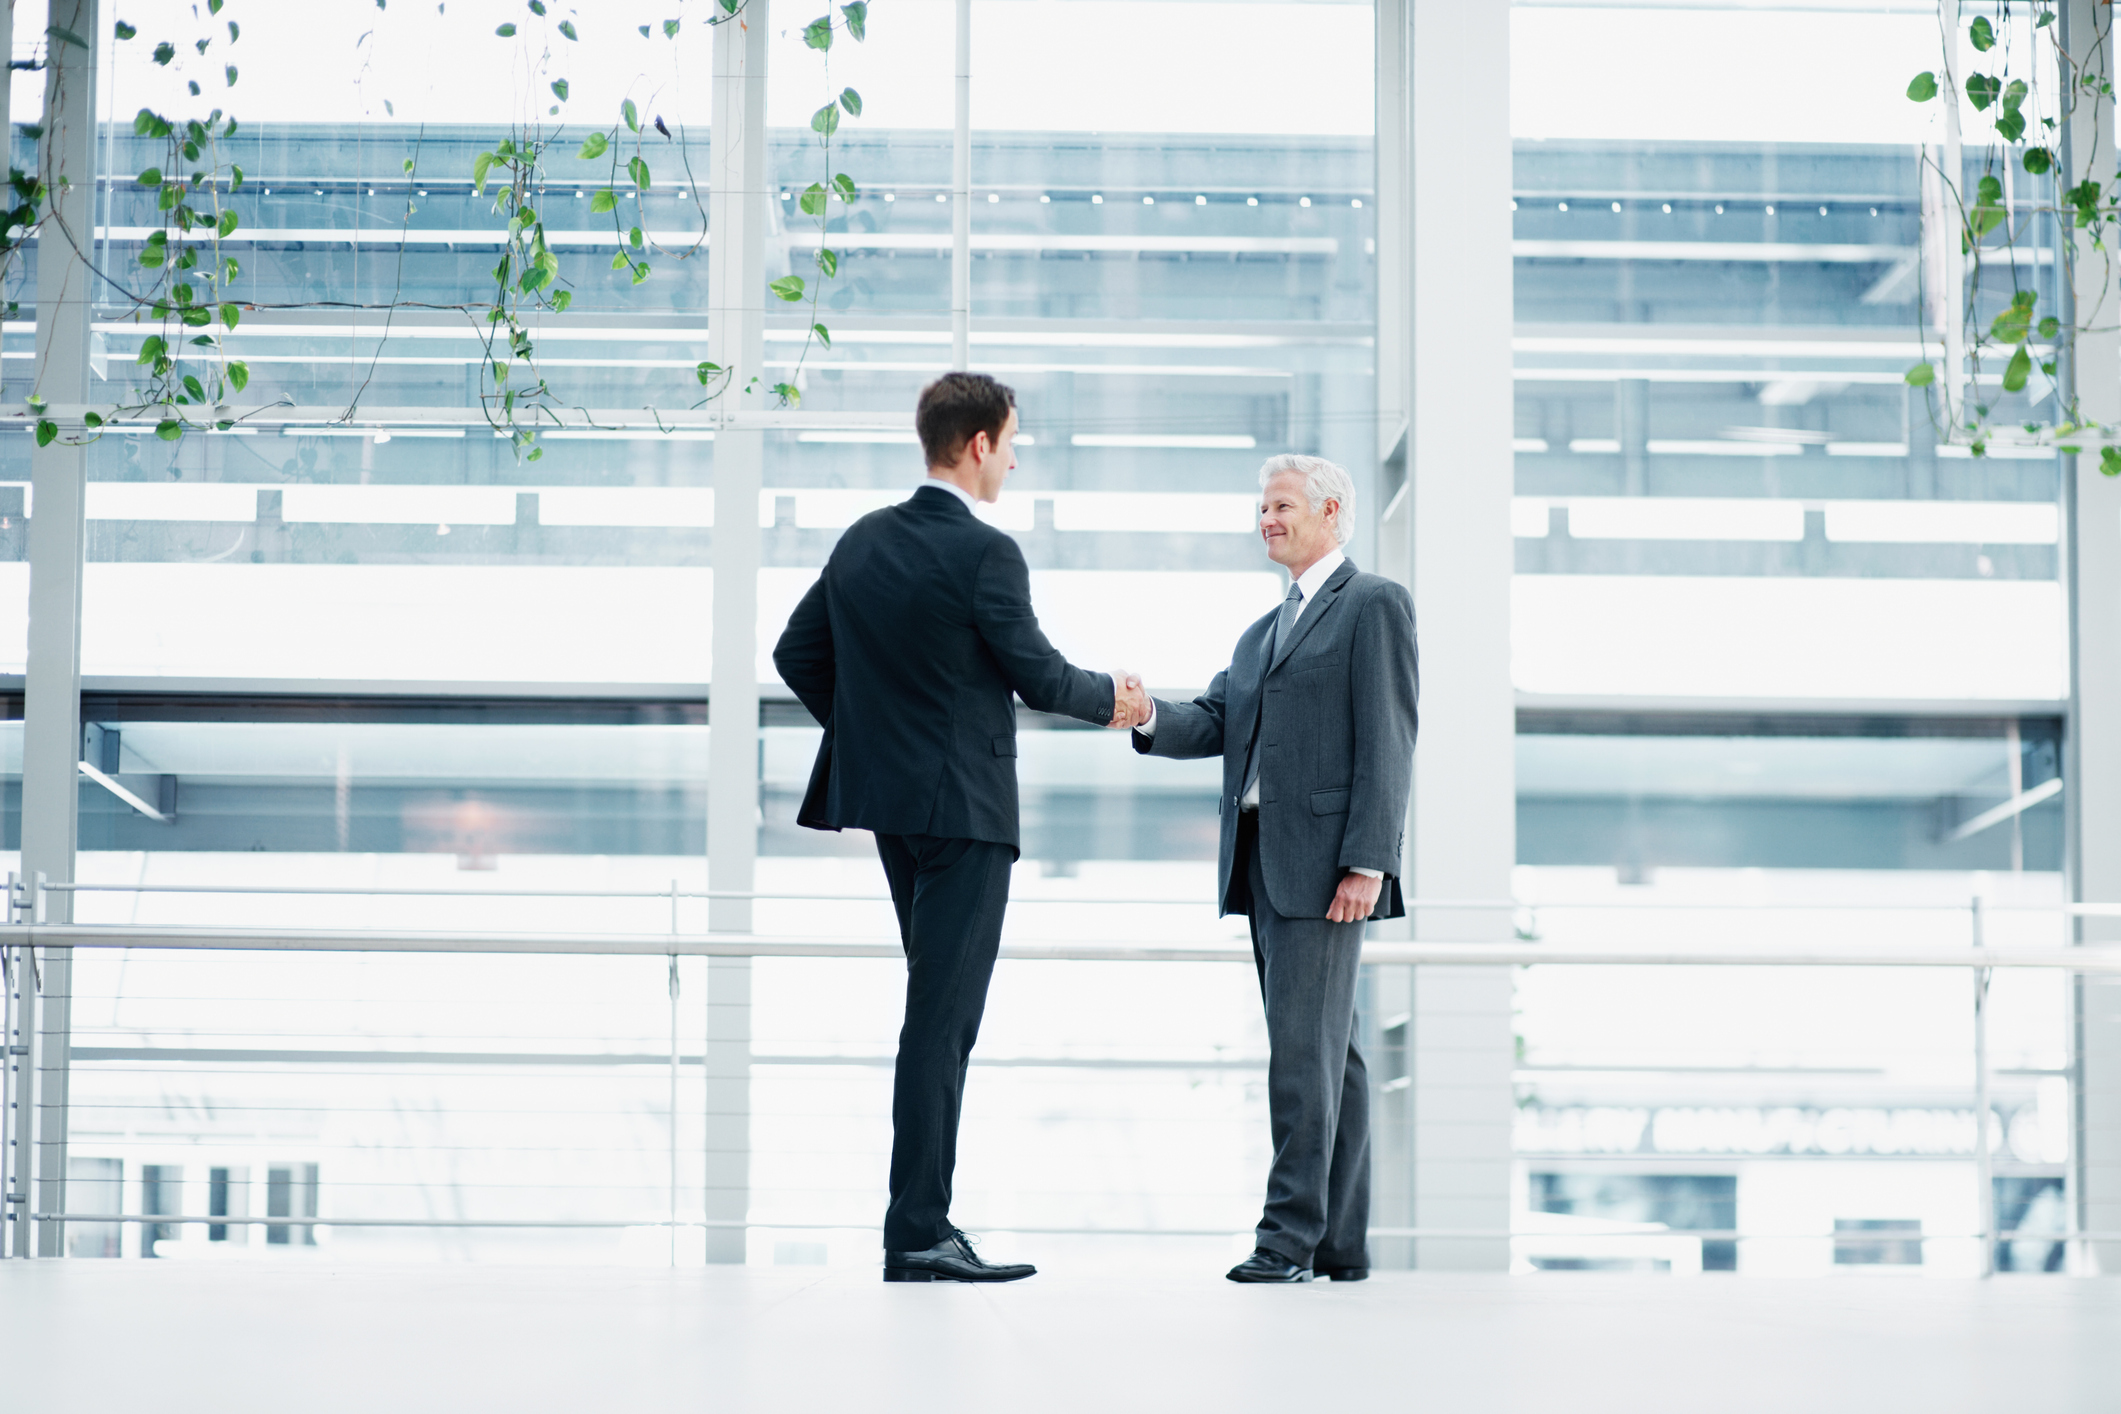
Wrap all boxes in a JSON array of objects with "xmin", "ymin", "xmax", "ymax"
[
  {"xmin": 972, "ymin": 533, "xmax": 1115, "ymax": 725},
  {"xmin": 772, "ymin": 571, "xmax": 836, "ymax": 728},
  {"xmin": 1339, "ymin": 583, "xmax": 1419, "ymax": 876},
  {"xmin": 1131, "ymin": 671, "xmax": 1229, "ymax": 760}
]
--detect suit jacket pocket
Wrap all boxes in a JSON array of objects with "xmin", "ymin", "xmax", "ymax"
[
  {"xmin": 1310, "ymin": 787, "xmax": 1350, "ymax": 815},
  {"xmin": 993, "ymin": 734, "xmax": 1017, "ymax": 757},
  {"xmin": 1289, "ymin": 652, "xmax": 1342, "ymax": 674}
]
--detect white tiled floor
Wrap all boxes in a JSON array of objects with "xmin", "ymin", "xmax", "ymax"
[{"xmin": 8, "ymin": 1263, "xmax": 2119, "ymax": 1412}]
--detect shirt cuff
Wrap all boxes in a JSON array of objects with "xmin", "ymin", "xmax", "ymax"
[
  {"xmin": 1134, "ymin": 697, "xmax": 1158, "ymax": 737},
  {"xmin": 1349, "ymin": 866, "xmax": 1382, "ymax": 879}
]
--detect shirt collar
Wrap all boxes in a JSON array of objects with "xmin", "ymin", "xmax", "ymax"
[
  {"xmin": 918, "ymin": 476, "xmax": 982, "ymax": 513},
  {"xmin": 1293, "ymin": 547, "xmax": 1345, "ymax": 603}
]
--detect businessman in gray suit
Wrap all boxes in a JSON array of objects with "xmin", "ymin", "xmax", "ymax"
[{"xmin": 1131, "ymin": 453, "xmax": 1418, "ymax": 1283}]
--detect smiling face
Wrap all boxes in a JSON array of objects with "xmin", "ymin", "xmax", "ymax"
[{"xmin": 1258, "ymin": 467, "xmax": 1340, "ymax": 576}]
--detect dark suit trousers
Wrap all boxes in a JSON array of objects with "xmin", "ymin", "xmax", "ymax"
[
  {"xmin": 1234, "ymin": 812, "xmax": 1372, "ymax": 1269},
  {"xmin": 874, "ymin": 831, "xmax": 1016, "ymax": 1252}
]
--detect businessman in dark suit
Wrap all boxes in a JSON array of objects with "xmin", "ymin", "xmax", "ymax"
[
  {"xmin": 1131, "ymin": 453, "xmax": 1418, "ymax": 1283},
  {"xmin": 773, "ymin": 372, "xmax": 1149, "ymax": 1283}
]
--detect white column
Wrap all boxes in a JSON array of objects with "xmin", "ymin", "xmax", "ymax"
[
  {"xmin": 25, "ymin": 0, "xmax": 98, "ymax": 1259},
  {"xmin": 1404, "ymin": 0, "xmax": 1516, "ymax": 1273},
  {"xmin": 2061, "ymin": 0, "xmax": 2121, "ymax": 1275},
  {"xmin": 951, "ymin": 0, "xmax": 970, "ymax": 370},
  {"xmin": 704, "ymin": 0, "xmax": 769, "ymax": 1266}
]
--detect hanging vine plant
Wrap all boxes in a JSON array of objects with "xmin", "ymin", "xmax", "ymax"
[
  {"xmin": 31, "ymin": 0, "xmax": 873, "ymax": 457},
  {"xmin": 1903, "ymin": 0, "xmax": 2119, "ymax": 469}
]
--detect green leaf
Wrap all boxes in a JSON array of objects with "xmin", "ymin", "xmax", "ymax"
[
  {"xmin": 496, "ymin": 23, "xmax": 517, "ymax": 37},
  {"xmin": 839, "ymin": 87, "xmax": 863, "ymax": 118},
  {"xmin": 114, "ymin": 21, "xmax": 138, "ymax": 40},
  {"xmin": 799, "ymin": 183, "xmax": 827, "ymax": 217},
  {"xmin": 842, "ymin": 2, "xmax": 867, "ymax": 41},
  {"xmin": 137, "ymin": 167, "xmax": 163, "ymax": 188},
  {"xmin": 225, "ymin": 64, "xmax": 238, "ymax": 88},
  {"xmin": 155, "ymin": 419, "xmax": 183, "ymax": 442},
  {"xmin": 628, "ymin": 155, "xmax": 651, "ymax": 190},
  {"xmin": 83, "ymin": 412, "xmax": 103, "ymax": 428},
  {"xmin": 133, "ymin": 108, "xmax": 158, "ymax": 136},
  {"xmin": 1977, "ymin": 175, "xmax": 2003, "ymax": 207},
  {"xmin": 558, "ymin": 19, "xmax": 578, "ymax": 40},
  {"xmin": 1997, "ymin": 108, "xmax": 2025, "ymax": 142},
  {"xmin": 229, "ymin": 20, "xmax": 240, "ymax": 42},
  {"xmin": 622, "ymin": 99, "xmax": 640, "ymax": 133},
  {"xmin": 231, "ymin": 164, "xmax": 245, "ymax": 190},
  {"xmin": 811, "ymin": 102, "xmax": 840, "ymax": 137},
  {"xmin": 817, "ymin": 247, "xmax": 838, "ymax": 278},
  {"xmin": 770, "ymin": 275, "xmax": 806, "ymax": 302},
  {"xmin": 208, "ymin": 0, "xmax": 223, "ymax": 13},
  {"xmin": 153, "ymin": 40, "xmax": 174, "ymax": 64},
  {"xmin": 812, "ymin": 322, "xmax": 832, "ymax": 348},
  {"xmin": 804, "ymin": 15, "xmax": 834, "ymax": 51},
  {"xmin": 832, "ymin": 173, "xmax": 858, "ymax": 201},
  {"xmin": 181, "ymin": 306, "xmax": 212, "ymax": 328},
  {"xmin": 772, "ymin": 381, "xmax": 802, "ymax": 407},
  {"xmin": 473, "ymin": 152, "xmax": 496, "ymax": 194},
  {"xmin": 664, "ymin": 19, "xmax": 680, "ymax": 37},
  {"xmin": 611, "ymin": 250, "xmax": 630, "ymax": 270},
  {"xmin": 2002, "ymin": 78, "xmax": 2028, "ymax": 114},
  {"xmin": 46, "ymin": 25, "xmax": 89, "ymax": 50},
  {"xmin": 590, "ymin": 188, "xmax": 617, "ymax": 213},
  {"xmin": 221, "ymin": 302, "xmax": 240, "ymax": 330},
  {"xmin": 695, "ymin": 360, "xmax": 722, "ymax": 385},
  {"xmin": 34, "ymin": 419, "xmax": 55, "ymax": 447},
  {"xmin": 138, "ymin": 335, "xmax": 168, "ymax": 364},
  {"xmin": 552, "ymin": 289, "xmax": 572, "ymax": 313},
  {"xmin": 530, "ymin": 0, "xmax": 547, "ymax": 13},
  {"xmin": 2104, "ymin": 446, "xmax": 2121, "ymax": 477},
  {"xmin": 218, "ymin": 208, "xmax": 238, "ymax": 238},
  {"xmin": 182, "ymin": 374, "xmax": 205, "ymax": 401},
  {"xmin": 578, "ymin": 132, "xmax": 609, "ymax": 160},
  {"xmin": 2024, "ymin": 146, "xmax": 2054, "ymax": 175},
  {"xmin": 228, "ymin": 360, "xmax": 248, "ymax": 393},
  {"xmin": 639, "ymin": 25, "xmax": 650, "ymax": 37},
  {"xmin": 551, "ymin": 79, "xmax": 569, "ymax": 102},
  {"xmin": 1904, "ymin": 362, "xmax": 1936, "ymax": 387},
  {"xmin": 1967, "ymin": 73, "xmax": 1999, "ymax": 111},
  {"xmin": 1907, "ymin": 71, "xmax": 1938, "ymax": 102},
  {"xmin": 631, "ymin": 262, "xmax": 651, "ymax": 285},
  {"xmin": 2039, "ymin": 316, "xmax": 2061, "ymax": 338},
  {"xmin": 629, "ymin": 225, "xmax": 643, "ymax": 248},
  {"xmin": 1970, "ymin": 14, "xmax": 1995, "ymax": 50}
]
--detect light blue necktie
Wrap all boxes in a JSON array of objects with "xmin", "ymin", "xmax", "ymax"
[{"xmin": 1241, "ymin": 581, "xmax": 1305, "ymax": 801}]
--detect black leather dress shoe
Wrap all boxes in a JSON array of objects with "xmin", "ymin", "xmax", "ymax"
[
  {"xmin": 883, "ymin": 1229, "xmax": 1036, "ymax": 1283},
  {"xmin": 1316, "ymin": 1266, "xmax": 1368, "ymax": 1282},
  {"xmin": 1225, "ymin": 1248, "xmax": 1313, "ymax": 1283}
]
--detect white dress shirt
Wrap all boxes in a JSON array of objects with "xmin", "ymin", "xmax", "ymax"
[
  {"xmin": 1136, "ymin": 548, "xmax": 1378, "ymax": 877},
  {"xmin": 919, "ymin": 476, "xmax": 982, "ymax": 513}
]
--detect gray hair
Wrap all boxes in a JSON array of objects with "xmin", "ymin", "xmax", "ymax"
[{"xmin": 1258, "ymin": 453, "xmax": 1355, "ymax": 546}]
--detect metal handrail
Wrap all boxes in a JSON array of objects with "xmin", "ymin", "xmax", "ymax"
[
  {"xmin": 11, "ymin": 920, "xmax": 2120, "ymax": 1271},
  {"xmin": 36, "ymin": 880, "xmax": 2121, "ymax": 919},
  {"xmin": 9, "ymin": 923, "xmax": 2121, "ymax": 969}
]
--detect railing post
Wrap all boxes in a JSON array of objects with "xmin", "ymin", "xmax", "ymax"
[{"xmin": 1973, "ymin": 895, "xmax": 1995, "ymax": 1277}]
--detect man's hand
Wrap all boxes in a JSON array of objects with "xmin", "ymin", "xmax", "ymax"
[
  {"xmin": 1326, "ymin": 870, "xmax": 1383, "ymax": 923},
  {"xmin": 1106, "ymin": 671, "xmax": 1150, "ymax": 729}
]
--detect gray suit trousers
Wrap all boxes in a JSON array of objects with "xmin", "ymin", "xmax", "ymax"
[{"xmin": 1240, "ymin": 814, "xmax": 1371, "ymax": 1269}]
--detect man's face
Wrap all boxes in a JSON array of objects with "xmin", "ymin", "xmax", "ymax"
[
  {"xmin": 970, "ymin": 408, "xmax": 1019, "ymax": 502},
  {"xmin": 1258, "ymin": 468, "xmax": 1338, "ymax": 570}
]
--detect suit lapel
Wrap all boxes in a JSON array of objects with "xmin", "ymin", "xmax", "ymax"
[{"xmin": 1269, "ymin": 557, "xmax": 1358, "ymax": 674}]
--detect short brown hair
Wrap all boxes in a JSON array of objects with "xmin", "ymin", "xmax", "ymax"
[{"xmin": 916, "ymin": 372, "xmax": 1016, "ymax": 468}]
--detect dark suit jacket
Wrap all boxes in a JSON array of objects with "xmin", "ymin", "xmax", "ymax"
[
  {"xmin": 1134, "ymin": 557, "xmax": 1418, "ymax": 919},
  {"xmin": 773, "ymin": 484, "xmax": 1117, "ymax": 852}
]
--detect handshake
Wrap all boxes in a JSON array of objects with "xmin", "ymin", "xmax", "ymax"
[{"xmin": 1105, "ymin": 671, "xmax": 1151, "ymax": 730}]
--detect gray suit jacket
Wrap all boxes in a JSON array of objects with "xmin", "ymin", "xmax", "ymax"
[{"xmin": 1134, "ymin": 557, "xmax": 1418, "ymax": 919}]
